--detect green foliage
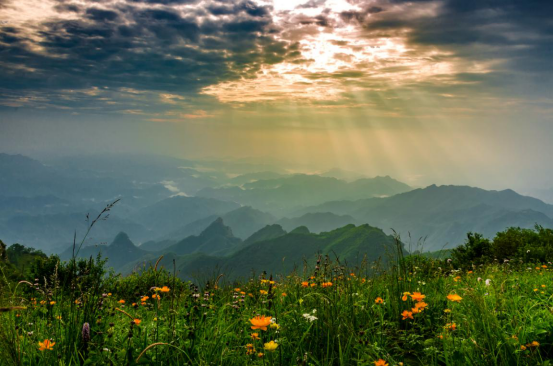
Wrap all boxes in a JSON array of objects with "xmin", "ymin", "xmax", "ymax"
[{"xmin": 451, "ymin": 225, "xmax": 553, "ymax": 267}]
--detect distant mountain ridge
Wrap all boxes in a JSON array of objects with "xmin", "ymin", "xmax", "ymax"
[{"xmin": 296, "ymin": 185, "xmax": 553, "ymax": 251}]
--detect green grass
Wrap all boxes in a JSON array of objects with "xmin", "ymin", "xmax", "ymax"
[{"xmin": 1, "ymin": 257, "xmax": 553, "ymax": 366}]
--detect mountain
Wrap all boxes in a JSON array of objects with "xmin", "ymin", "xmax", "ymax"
[
  {"xmin": 0, "ymin": 211, "xmax": 151, "ymax": 254},
  {"xmin": 242, "ymin": 224, "xmax": 287, "ymax": 247},
  {"xmin": 124, "ymin": 223, "xmax": 400, "ymax": 281},
  {"xmin": 61, "ymin": 232, "xmax": 147, "ymax": 270},
  {"xmin": 197, "ymin": 174, "xmax": 412, "ymax": 215},
  {"xmin": 296, "ymin": 185, "xmax": 553, "ymax": 251},
  {"xmin": 277, "ymin": 212, "xmax": 359, "ymax": 233},
  {"xmin": 131, "ymin": 196, "xmax": 240, "ymax": 236},
  {"xmin": 162, "ymin": 218, "xmax": 242, "ymax": 256}
]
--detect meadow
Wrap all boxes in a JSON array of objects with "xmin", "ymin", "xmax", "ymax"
[{"xmin": 1, "ymin": 249, "xmax": 553, "ymax": 366}]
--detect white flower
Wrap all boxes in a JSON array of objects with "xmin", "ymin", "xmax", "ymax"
[
  {"xmin": 312, "ymin": 309, "xmax": 317, "ymax": 314},
  {"xmin": 271, "ymin": 317, "xmax": 277, "ymax": 324},
  {"xmin": 302, "ymin": 314, "xmax": 318, "ymax": 322},
  {"xmin": 485, "ymin": 279, "xmax": 491, "ymax": 286},
  {"xmin": 477, "ymin": 277, "xmax": 482, "ymax": 282}
]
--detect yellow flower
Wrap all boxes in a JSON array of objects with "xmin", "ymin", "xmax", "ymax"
[
  {"xmin": 270, "ymin": 322, "xmax": 280, "ymax": 330},
  {"xmin": 521, "ymin": 345, "xmax": 527, "ymax": 351},
  {"xmin": 55, "ymin": 316, "xmax": 62, "ymax": 320},
  {"xmin": 374, "ymin": 359, "xmax": 389, "ymax": 366},
  {"xmin": 446, "ymin": 294, "xmax": 462, "ymax": 303},
  {"xmin": 49, "ymin": 301, "xmax": 56, "ymax": 305},
  {"xmin": 38, "ymin": 339, "xmax": 55, "ymax": 351},
  {"xmin": 264, "ymin": 340, "xmax": 278, "ymax": 352},
  {"xmin": 260, "ymin": 290, "xmax": 268, "ymax": 295},
  {"xmin": 444, "ymin": 308, "xmax": 452, "ymax": 313},
  {"xmin": 153, "ymin": 317, "xmax": 158, "ymax": 321},
  {"xmin": 250, "ymin": 315, "xmax": 272, "ymax": 331},
  {"xmin": 107, "ymin": 293, "xmax": 112, "ymax": 296},
  {"xmin": 246, "ymin": 343, "xmax": 256, "ymax": 355},
  {"xmin": 257, "ymin": 352, "xmax": 264, "ymax": 358},
  {"xmin": 375, "ymin": 297, "xmax": 384, "ymax": 304}
]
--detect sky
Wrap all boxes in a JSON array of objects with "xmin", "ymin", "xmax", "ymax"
[{"xmin": 0, "ymin": 0, "xmax": 552, "ymax": 190}]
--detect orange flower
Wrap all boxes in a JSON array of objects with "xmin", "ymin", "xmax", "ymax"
[
  {"xmin": 322, "ymin": 282, "xmax": 333, "ymax": 288},
  {"xmin": 375, "ymin": 297, "xmax": 384, "ymax": 304},
  {"xmin": 411, "ymin": 307, "xmax": 420, "ymax": 314},
  {"xmin": 246, "ymin": 343, "xmax": 256, "ymax": 355},
  {"xmin": 134, "ymin": 319, "xmax": 141, "ymax": 325},
  {"xmin": 445, "ymin": 323, "xmax": 456, "ymax": 331},
  {"xmin": 159, "ymin": 286, "xmax": 170, "ymax": 293},
  {"xmin": 234, "ymin": 288, "xmax": 241, "ymax": 292},
  {"xmin": 301, "ymin": 281, "xmax": 309, "ymax": 288},
  {"xmin": 310, "ymin": 283, "xmax": 316, "ymax": 287},
  {"xmin": 401, "ymin": 310, "xmax": 413, "ymax": 320},
  {"xmin": 141, "ymin": 296, "xmax": 149, "ymax": 302},
  {"xmin": 401, "ymin": 292, "xmax": 411, "ymax": 301},
  {"xmin": 250, "ymin": 315, "xmax": 272, "ymax": 331},
  {"xmin": 281, "ymin": 292, "xmax": 287, "ymax": 297},
  {"xmin": 38, "ymin": 339, "xmax": 55, "ymax": 351},
  {"xmin": 374, "ymin": 359, "xmax": 389, "ymax": 366},
  {"xmin": 526, "ymin": 341, "xmax": 540, "ymax": 348},
  {"xmin": 447, "ymin": 294, "xmax": 462, "ymax": 303},
  {"xmin": 410, "ymin": 292, "xmax": 425, "ymax": 302},
  {"xmin": 49, "ymin": 301, "xmax": 56, "ymax": 305},
  {"xmin": 260, "ymin": 290, "xmax": 268, "ymax": 295},
  {"xmin": 152, "ymin": 294, "xmax": 160, "ymax": 300},
  {"xmin": 415, "ymin": 301, "xmax": 428, "ymax": 310},
  {"xmin": 118, "ymin": 300, "xmax": 125, "ymax": 304},
  {"xmin": 251, "ymin": 333, "xmax": 260, "ymax": 340}
]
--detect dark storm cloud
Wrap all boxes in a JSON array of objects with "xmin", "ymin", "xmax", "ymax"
[{"xmin": 0, "ymin": 0, "xmax": 290, "ymax": 107}]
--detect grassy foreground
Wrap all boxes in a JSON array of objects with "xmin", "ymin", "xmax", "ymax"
[{"xmin": 1, "ymin": 255, "xmax": 553, "ymax": 366}]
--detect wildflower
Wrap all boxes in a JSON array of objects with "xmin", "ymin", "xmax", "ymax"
[
  {"xmin": 526, "ymin": 341, "xmax": 540, "ymax": 348},
  {"xmin": 485, "ymin": 279, "xmax": 491, "ymax": 286},
  {"xmin": 107, "ymin": 293, "xmax": 112, "ymax": 296},
  {"xmin": 322, "ymin": 282, "xmax": 333, "ymax": 288},
  {"xmin": 438, "ymin": 334, "xmax": 444, "ymax": 339},
  {"xmin": 542, "ymin": 265, "xmax": 547, "ymax": 268},
  {"xmin": 401, "ymin": 310, "xmax": 413, "ymax": 320},
  {"xmin": 303, "ymin": 313, "xmax": 318, "ymax": 322},
  {"xmin": 257, "ymin": 352, "xmax": 264, "ymax": 358},
  {"xmin": 520, "ymin": 345, "xmax": 527, "ymax": 351},
  {"xmin": 374, "ymin": 359, "xmax": 389, "ymax": 366},
  {"xmin": 264, "ymin": 340, "xmax": 278, "ymax": 352},
  {"xmin": 447, "ymin": 294, "xmax": 462, "ymax": 303},
  {"xmin": 250, "ymin": 315, "xmax": 272, "ymax": 331},
  {"xmin": 445, "ymin": 323, "xmax": 456, "ymax": 331},
  {"xmin": 270, "ymin": 322, "xmax": 280, "ymax": 330},
  {"xmin": 310, "ymin": 283, "xmax": 316, "ymax": 287},
  {"xmin": 281, "ymin": 292, "xmax": 287, "ymax": 297},
  {"xmin": 454, "ymin": 276, "xmax": 461, "ymax": 282},
  {"xmin": 141, "ymin": 296, "xmax": 149, "ymax": 302},
  {"xmin": 301, "ymin": 281, "xmax": 309, "ymax": 288},
  {"xmin": 401, "ymin": 292, "xmax": 411, "ymax": 301},
  {"xmin": 152, "ymin": 294, "xmax": 160, "ymax": 300},
  {"xmin": 118, "ymin": 300, "xmax": 125, "ymax": 304},
  {"xmin": 410, "ymin": 292, "xmax": 425, "ymax": 302},
  {"xmin": 38, "ymin": 339, "xmax": 55, "ymax": 351},
  {"xmin": 542, "ymin": 284, "xmax": 546, "ymax": 288},
  {"xmin": 261, "ymin": 279, "xmax": 269, "ymax": 284},
  {"xmin": 411, "ymin": 307, "xmax": 420, "ymax": 314},
  {"xmin": 132, "ymin": 303, "xmax": 138, "ymax": 307},
  {"xmin": 260, "ymin": 290, "xmax": 268, "ymax": 295},
  {"xmin": 56, "ymin": 316, "xmax": 62, "ymax": 320},
  {"xmin": 134, "ymin": 319, "xmax": 141, "ymax": 325},
  {"xmin": 159, "ymin": 286, "xmax": 170, "ymax": 293},
  {"xmin": 444, "ymin": 308, "xmax": 451, "ymax": 313},
  {"xmin": 82, "ymin": 323, "xmax": 90, "ymax": 343},
  {"xmin": 74, "ymin": 300, "xmax": 81, "ymax": 305},
  {"xmin": 415, "ymin": 301, "xmax": 428, "ymax": 310},
  {"xmin": 49, "ymin": 301, "xmax": 56, "ymax": 305},
  {"xmin": 240, "ymin": 291, "xmax": 246, "ymax": 295},
  {"xmin": 375, "ymin": 297, "xmax": 384, "ymax": 304},
  {"xmin": 246, "ymin": 343, "xmax": 256, "ymax": 355},
  {"xmin": 40, "ymin": 300, "xmax": 46, "ymax": 305},
  {"xmin": 153, "ymin": 317, "xmax": 158, "ymax": 321},
  {"xmin": 251, "ymin": 333, "xmax": 260, "ymax": 340}
]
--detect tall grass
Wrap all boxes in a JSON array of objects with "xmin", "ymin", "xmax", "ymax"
[{"xmin": 1, "ymin": 244, "xmax": 553, "ymax": 366}]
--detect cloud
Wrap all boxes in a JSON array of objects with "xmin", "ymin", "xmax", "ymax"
[{"xmin": 0, "ymin": 0, "xmax": 550, "ymax": 115}]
